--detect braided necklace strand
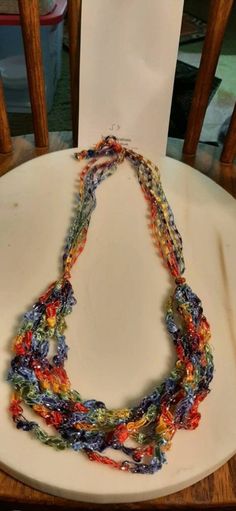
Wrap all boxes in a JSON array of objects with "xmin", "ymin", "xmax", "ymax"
[{"xmin": 8, "ymin": 137, "xmax": 214, "ymax": 474}]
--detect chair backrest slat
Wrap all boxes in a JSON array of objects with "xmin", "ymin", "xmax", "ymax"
[
  {"xmin": 221, "ymin": 103, "xmax": 236, "ymax": 164},
  {"xmin": 18, "ymin": 0, "xmax": 49, "ymax": 148},
  {"xmin": 183, "ymin": 0, "xmax": 234, "ymax": 157},
  {"xmin": 0, "ymin": 77, "xmax": 12, "ymax": 154},
  {"xmin": 68, "ymin": 0, "xmax": 82, "ymax": 147}
]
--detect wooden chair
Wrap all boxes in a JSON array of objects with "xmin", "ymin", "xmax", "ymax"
[
  {"xmin": 0, "ymin": 0, "xmax": 81, "ymax": 157},
  {"xmin": 183, "ymin": 0, "xmax": 236, "ymax": 164},
  {"xmin": 0, "ymin": 1, "xmax": 235, "ymax": 509},
  {"xmin": 167, "ymin": 0, "xmax": 236, "ymax": 199}
]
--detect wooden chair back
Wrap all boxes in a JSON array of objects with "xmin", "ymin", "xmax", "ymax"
[
  {"xmin": 183, "ymin": 0, "xmax": 236, "ymax": 164},
  {"xmin": 0, "ymin": 0, "xmax": 81, "ymax": 154}
]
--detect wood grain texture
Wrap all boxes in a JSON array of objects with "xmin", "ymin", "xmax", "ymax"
[
  {"xmin": 221, "ymin": 103, "xmax": 236, "ymax": 164},
  {"xmin": 0, "ymin": 134, "xmax": 235, "ymax": 509},
  {"xmin": 18, "ymin": 0, "xmax": 49, "ymax": 148},
  {"xmin": 183, "ymin": 0, "xmax": 234, "ymax": 156},
  {"xmin": 68, "ymin": 0, "xmax": 82, "ymax": 147},
  {"xmin": 0, "ymin": 458, "xmax": 235, "ymax": 509},
  {"xmin": 0, "ymin": 78, "xmax": 12, "ymax": 154}
]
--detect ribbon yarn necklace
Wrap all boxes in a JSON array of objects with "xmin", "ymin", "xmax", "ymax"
[{"xmin": 8, "ymin": 137, "xmax": 214, "ymax": 474}]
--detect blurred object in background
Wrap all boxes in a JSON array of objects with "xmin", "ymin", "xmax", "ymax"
[{"xmin": 180, "ymin": 12, "xmax": 207, "ymax": 44}]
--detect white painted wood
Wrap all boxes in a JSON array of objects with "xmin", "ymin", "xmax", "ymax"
[{"xmin": 0, "ymin": 150, "xmax": 235, "ymax": 503}]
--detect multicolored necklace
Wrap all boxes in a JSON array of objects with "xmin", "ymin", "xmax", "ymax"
[{"xmin": 8, "ymin": 137, "xmax": 214, "ymax": 474}]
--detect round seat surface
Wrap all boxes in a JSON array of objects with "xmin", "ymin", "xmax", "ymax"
[{"xmin": 0, "ymin": 150, "xmax": 235, "ymax": 503}]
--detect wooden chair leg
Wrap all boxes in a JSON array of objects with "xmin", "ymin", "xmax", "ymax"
[
  {"xmin": 18, "ymin": 0, "xmax": 49, "ymax": 148},
  {"xmin": 0, "ymin": 77, "xmax": 12, "ymax": 154},
  {"xmin": 220, "ymin": 103, "xmax": 236, "ymax": 164},
  {"xmin": 68, "ymin": 0, "xmax": 82, "ymax": 147},
  {"xmin": 183, "ymin": 0, "xmax": 234, "ymax": 156}
]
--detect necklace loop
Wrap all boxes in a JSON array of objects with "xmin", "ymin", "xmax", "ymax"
[{"xmin": 8, "ymin": 139, "xmax": 213, "ymax": 474}]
